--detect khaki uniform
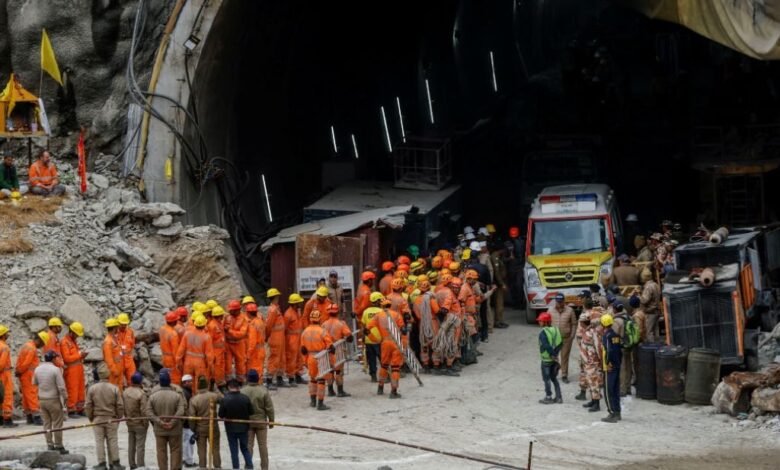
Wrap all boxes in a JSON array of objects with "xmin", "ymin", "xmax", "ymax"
[
  {"xmin": 241, "ymin": 383, "xmax": 275, "ymax": 470},
  {"xmin": 33, "ymin": 362, "xmax": 68, "ymax": 448},
  {"xmin": 580, "ymin": 326, "xmax": 603, "ymax": 400},
  {"xmin": 85, "ymin": 379, "xmax": 124, "ymax": 465},
  {"xmin": 490, "ymin": 251, "xmax": 507, "ymax": 326},
  {"xmin": 636, "ymin": 245, "xmax": 654, "ymax": 262},
  {"xmin": 640, "ymin": 280, "xmax": 661, "ymax": 341},
  {"xmin": 146, "ymin": 387, "xmax": 187, "ymax": 470},
  {"xmin": 612, "ymin": 265, "xmax": 640, "ymax": 286},
  {"xmin": 188, "ymin": 389, "xmax": 223, "ymax": 470},
  {"xmin": 612, "ymin": 314, "xmax": 634, "ymax": 395},
  {"xmin": 123, "ymin": 386, "xmax": 149, "ymax": 468},
  {"xmin": 548, "ymin": 302, "xmax": 577, "ymax": 378}
]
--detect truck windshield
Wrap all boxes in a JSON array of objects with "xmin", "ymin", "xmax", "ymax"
[{"xmin": 530, "ymin": 218, "xmax": 610, "ymax": 255}]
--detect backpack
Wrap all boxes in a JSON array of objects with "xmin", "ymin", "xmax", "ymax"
[{"xmin": 621, "ymin": 314, "xmax": 640, "ymax": 348}]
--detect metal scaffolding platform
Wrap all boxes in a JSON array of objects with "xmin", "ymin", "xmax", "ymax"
[{"xmin": 393, "ymin": 136, "xmax": 452, "ymax": 190}]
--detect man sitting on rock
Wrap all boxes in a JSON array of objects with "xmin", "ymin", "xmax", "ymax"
[
  {"xmin": 0, "ymin": 153, "xmax": 27, "ymax": 198},
  {"xmin": 29, "ymin": 150, "xmax": 65, "ymax": 197}
]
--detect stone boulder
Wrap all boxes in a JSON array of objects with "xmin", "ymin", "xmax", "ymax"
[
  {"xmin": 24, "ymin": 318, "xmax": 48, "ymax": 333},
  {"xmin": 84, "ymin": 347, "xmax": 103, "ymax": 362},
  {"xmin": 111, "ymin": 240, "xmax": 154, "ymax": 268},
  {"xmin": 751, "ymin": 386, "xmax": 780, "ymax": 412},
  {"xmin": 152, "ymin": 214, "xmax": 173, "ymax": 228},
  {"xmin": 60, "ymin": 295, "xmax": 102, "ymax": 338},
  {"xmin": 129, "ymin": 202, "xmax": 185, "ymax": 220},
  {"xmin": 15, "ymin": 304, "xmax": 55, "ymax": 319}
]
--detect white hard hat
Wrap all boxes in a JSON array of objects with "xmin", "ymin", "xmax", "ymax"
[
  {"xmin": 469, "ymin": 241, "xmax": 481, "ymax": 251},
  {"xmin": 479, "ymin": 241, "xmax": 487, "ymax": 248},
  {"xmin": 463, "ymin": 226, "xmax": 475, "ymax": 234},
  {"xmin": 465, "ymin": 232, "xmax": 476, "ymax": 241},
  {"xmin": 478, "ymin": 227, "xmax": 489, "ymax": 236},
  {"xmin": 182, "ymin": 374, "xmax": 193, "ymax": 382},
  {"xmin": 626, "ymin": 214, "xmax": 638, "ymax": 222}
]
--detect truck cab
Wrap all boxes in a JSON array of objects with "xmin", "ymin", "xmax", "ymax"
[{"xmin": 524, "ymin": 184, "xmax": 621, "ymax": 323}]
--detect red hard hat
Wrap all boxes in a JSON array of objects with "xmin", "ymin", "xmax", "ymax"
[
  {"xmin": 176, "ymin": 306, "xmax": 188, "ymax": 319},
  {"xmin": 165, "ymin": 311, "xmax": 179, "ymax": 323},
  {"xmin": 381, "ymin": 261, "xmax": 395, "ymax": 272},
  {"xmin": 509, "ymin": 226, "xmax": 520, "ymax": 238},
  {"xmin": 246, "ymin": 303, "xmax": 258, "ymax": 313},
  {"xmin": 227, "ymin": 300, "xmax": 241, "ymax": 311},
  {"xmin": 397, "ymin": 255, "xmax": 411, "ymax": 265},
  {"xmin": 449, "ymin": 277, "xmax": 463, "ymax": 287},
  {"xmin": 361, "ymin": 271, "xmax": 377, "ymax": 281},
  {"xmin": 397, "ymin": 264, "xmax": 410, "ymax": 272},
  {"xmin": 537, "ymin": 312, "xmax": 552, "ymax": 324}
]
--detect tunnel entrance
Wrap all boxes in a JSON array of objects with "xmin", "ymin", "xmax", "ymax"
[{"xmin": 182, "ymin": 0, "xmax": 780, "ymax": 288}]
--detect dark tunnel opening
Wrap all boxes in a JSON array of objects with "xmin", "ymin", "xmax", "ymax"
[{"xmin": 183, "ymin": 0, "xmax": 780, "ymax": 288}]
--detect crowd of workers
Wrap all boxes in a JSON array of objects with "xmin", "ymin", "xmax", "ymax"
[{"xmin": 0, "ymin": 151, "xmax": 66, "ymax": 199}]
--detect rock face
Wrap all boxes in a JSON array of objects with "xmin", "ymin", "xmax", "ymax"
[
  {"xmin": 15, "ymin": 304, "xmax": 55, "ymax": 319},
  {"xmin": 60, "ymin": 295, "xmax": 102, "ymax": 338}
]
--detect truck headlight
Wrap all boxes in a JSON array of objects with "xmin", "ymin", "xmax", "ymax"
[
  {"xmin": 600, "ymin": 262, "xmax": 612, "ymax": 275},
  {"xmin": 526, "ymin": 268, "xmax": 542, "ymax": 288}
]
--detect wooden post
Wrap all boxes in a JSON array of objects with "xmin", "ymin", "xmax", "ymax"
[
  {"xmin": 208, "ymin": 398, "xmax": 215, "ymax": 470},
  {"xmin": 27, "ymin": 138, "xmax": 32, "ymax": 168},
  {"xmin": 527, "ymin": 441, "xmax": 534, "ymax": 470}
]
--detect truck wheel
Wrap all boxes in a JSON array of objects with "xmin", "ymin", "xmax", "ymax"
[{"xmin": 526, "ymin": 306, "xmax": 538, "ymax": 324}]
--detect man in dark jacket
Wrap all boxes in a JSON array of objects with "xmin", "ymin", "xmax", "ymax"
[
  {"xmin": 0, "ymin": 154, "xmax": 26, "ymax": 198},
  {"xmin": 219, "ymin": 378, "xmax": 254, "ymax": 470}
]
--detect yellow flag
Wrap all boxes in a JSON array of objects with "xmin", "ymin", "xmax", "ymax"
[{"xmin": 41, "ymin": 29, "xmax": 63, "ymax": 86}]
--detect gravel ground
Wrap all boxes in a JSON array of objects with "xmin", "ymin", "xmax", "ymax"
[{"xmin": 0, "ymin": 307, "xmax": 777, "ymax": 469}]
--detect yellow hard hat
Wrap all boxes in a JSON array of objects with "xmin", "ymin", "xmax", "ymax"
[
  {"xmin": 408, "ymin": 275, "xmax": 418, "ymax": 284},
  {"xmin": 191, "ymin": 301, "xmax": 207, "ymax": 312},
  {"xmin": 410, "ymin": 261, "xmax": 423, "ymax": 272},
  {"xmin": 486, "ymin": 223, "xmax": 496, "ymax": 234},
  {"xmin": 0, "ymin": 324, "xmax": 8, "ymax": 337},
  {"xmin": 600, "ymin": 314, "xmax": 614, "ymax": 327},
  {"xmin": 288, "ymin": 293, "xmax": 305, "ymax": 304},
  {"xmin": 194, "ymin": 315, "xmax": 208, "ymax": 327},
  {"xmin": 69, "ymin": 322, "xmax": 84, "ymax": 337},
  {"xmin": 105, "ymin": 318, "xmax": 119, "ymax": 328},
  {"xmin": 205, "ymin": 300, "xmax": 219, "ymax": 310},
  {"xmin": 10, "ymin": 191, "xmax": 21, "ymax": 200},
  {"xmin": 369, "ymin": 292, "xmax": 385, "ymax": 303},
  {"xmin": 37, "ymin": 331, "xmax": 50, "ymax": 344},
  {"xmin": 48, "ymin": 317, "xmax": 63, "ymax": 327},
  {"xmin": 211, "ymin": 306, "xmax": 226, "ymax": 317},
  {"xmin": 316, "ymin": 286, "xmax": 329, "ymax": 297},
  {"xmin": 267, "ymin": 288, "xmax": 281, "ymax": 298},
  {"xmin": 448, "ymin": 262, "xmax": 460, "ymax": 272},
  {"xmin": 117, "ymin": 313, "xmax": 131, "ymax": 325},
  {"xmin": 241, "ymin": 295, "xmax": 256, "ymax": 305},
  {"xmin": 417, "ymin": 274, "xmax": 428, "ymax": 283},
  {"xmin": 461, "ymin": 248, "xmax": 472, "ymax": 260}
]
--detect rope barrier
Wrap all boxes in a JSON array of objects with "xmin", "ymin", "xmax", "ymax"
[{"xmin": 0, "ymin": 415, "xmax": 526, "ymax": 470}]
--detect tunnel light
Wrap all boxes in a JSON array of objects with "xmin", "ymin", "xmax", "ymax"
[
  {"xmin": 351, "ymin": 134, "xmax": 359, "ymax": 159},
  {"xmin": 380, "ymin": 106, "xmax": 392, "ymax": 153},
  {"xmin": 261, "ymin": 173, "xmax": 273, "ymax": 223},
  {"xmin": 489, "ymin": 51, "xmax": 498, "ymax": 92},
  {"xmin": 183, "ymin": 34, "xmax": 201, "ymax": 52},
  {"xmin": 396, "ymin": 97, "xmax": 406, "ymax": 143},
  {"xmin": 425, "ymin": 79, "xmax": 435, "ymax": 124},
  {"xmin": 330, "ymin": 125, "xmax": 338, "ymax": 153}
]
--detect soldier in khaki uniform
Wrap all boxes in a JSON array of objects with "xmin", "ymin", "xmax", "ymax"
[
  {"xmin": 146, "ymin": 370, "xmax": 186, "ymax": 470},
  {"xmin": 122, "ymin": 372, "xmax": 149, "ymax": 469},
  {"xmin": 638, "ymin": 268, "xmax": 661, "ymax": 341},
  {"xmin": 581, "ymin": 315, "xmax": 604, "ymax": 412},
  {"xmin": 490, "ymin": 248, "xmax": 509, "ymax": 329},
  {"xmin": 188, "ymin": 376, "xmax": 223, "ymax": 470},
  {"xmin": 240, "ymin": 369, "xmax": 275, "ymax": 470},
  {"xmin": 85, "ymin": 362, "xmax": 124, "ymax": 470},
  {"xmin": 547, "ymin": 294, "xmax": 577, "ymax": 382}
]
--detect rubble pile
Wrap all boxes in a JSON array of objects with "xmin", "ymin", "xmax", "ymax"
[
  {"xmin": 711, "ymin": 363, "xmax": 780, "ymax": 432},
  {"xmin": 0, "ymin": 157, "xmax": 243, "ymax": 381}
]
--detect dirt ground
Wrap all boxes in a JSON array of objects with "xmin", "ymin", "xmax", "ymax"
[{"xmin": 0, "ymin": 307, "xmax": 778, "ymax": 469}]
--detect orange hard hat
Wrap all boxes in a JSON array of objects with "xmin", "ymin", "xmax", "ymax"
[
  {"xmin": 436, "ymin": 249, "xmax": 449, "ymax": 259},
  {"xmin": 397, "ymin": 255, "xmax": 411, "ymax": 265},
  {"xmin": 165, "ymin": 311, "xmax": 179, "ymax": 323},
  {"xmin": 418, "ymin": 280, "xmax": 431, "ymax": 291},
  {"xmin": 381, "ymin": 261, "xmax": 395, "ymax": 272},
  {"xmin": 449, "ymin": 277, "xmax": 463, "ymax": 287},
  {"xmin": 431, "ymin": 256, "xmax": 443, "ymax": 269},
  {"xmin": 441, "ymin": 251, "xmax": 453, "ymax": 261},
  {"xmin": 176, "ymin": 306, "xmax": 188, "ymax": 319},
  {"xmin": 440, "ymin": 268, "xmax": 451, "ymax": 276},
  {"xmin": 227, "ymin": 300, "xmax": 241, "ymax": 311},
  {"xmin": 509, "ymin": 226, "xmax": 521, "ymax": 238},
  {"xmin": 440, "ymin": 273, "xmax": 452, "ymax": 285},
  {"xmin": 448, "ymin": 262, "xmax": 460, "ymax": 272},
  {"xmin": 362, "ymin": 271, "xmax": 377, "ymax": 281},
  {"xmin": 246, "ymin": 303, "xmax": 258, "ymax": 313},
  {"xmin": 391, "ymin": 278, "xmax": 405, "ymax": 290},
  {"xmin": 397, "ymin": 264, "xmax": 410, "ymax": 272}
]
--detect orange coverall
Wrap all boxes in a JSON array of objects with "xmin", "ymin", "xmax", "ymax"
[
  {"xmin": 176, "ymin": 328, "xmax": 214, "ymax": 394},
  {"xmin": 436, "ymin": 288, "xmax": 462, "ymax": 367},
  {"xmin": 378, "ymin": 274, "xmax": 393, "ymax": 296},
  {"xmin": 322, "ymin": 317, "xmax": 351, "ymax": 386},
  {"xmin": 159, "ymin": 323, "xmax": 182, "ymax": 384},
  {"xmin": 412, "ymin": 291, "xmax": 440, "ymax": 366},
  {"xmin": 103, "ymin": 333, "xmax": 124, "ymax": 391},
  {"xmin": 174, "ymin": 321, "xmax": 186, "ymax": 338},
  {"xmin": 284, "ymin": 307, "xmax": 303, "ymax": 378},
  {"xmin": 247, "ymin": 314, "xmax": 266, "ymax": 378},
  {"xmin": 353, "ymin": 284, "xmax": 372, "ymax": 319},
  {"xmin": 224, "ymin": 313, "xmax": 249, "ymax": 380},
  {"xmin": 207, "ymin": 317, "xmax": 227, "ymax": 386},
  {"xmin": 15, "ymin": 340, "xmax": 40, "ymax": 417},
  {"xmin": 387, "ymin": 292, "xmax": 411, "ymax": 347},
  {"xmin": 0, "ymin": 339, "xmax": 11, "ymax": 419},
  {"xmin": 44, "ymin": 328, "xmax": 64, "ymax": 368},
  {"xmin": 367, "ymin": 309, "xmax": 405, "ymax": 391},
  {"xmin": 61, "ymin": 335, "xmax": 86, "ymax": 413},
  {"xmin": 265, "ymin": 305, "xmax": 286, "ymax": 379},
  {"xmin": 303, "ymin": 297, "xmax": 335, "ymax": 328},
  {"xmin": 300, "ymin": 324, "xmax": 333, "ymax": 400},
  {"xmin": 118, "ymin": 327, "xmax": 137, "ymax": 385},
  {"xmin": 459, "ymin": 282, "xmax": 479, "ymax": 336}
]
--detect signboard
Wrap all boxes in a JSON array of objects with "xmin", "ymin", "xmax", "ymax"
[{"xmin": 296, "ymin": 265, "xmax": 355, "ymax": 292}]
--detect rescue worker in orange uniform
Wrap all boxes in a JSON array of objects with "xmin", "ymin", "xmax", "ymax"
[
  {"xmin": 175, "ymin": 306, "xmax": 191, "ymax": 337},
  {"xmin": 434, "ymin": 278, "xmax": 462, "ymax": 375},
  {"xmin": 207, "ymin": 305, "xmax": 227, "ymax": 389},
  {"xmin": 353, "ymin": 271, "xmax": 376, "ymax": 321},
  {"xmin": 16, "ymin": 331, "xmax": 49, "ymax": 425},
  {"xmin": 448, "ymin": 277, "xmax": 466, "ymax": 364},
  {"xmin": 284, "ymin": 293, "xmax": 306, "ymax": 386},
  {"xmin": 412, "ymin": 280, "xmax": 440, "ymax": 373},
  {"xmin": 305, "ymin": 287, "xmax": 336, "ymax": 326},
  {"xmin": 159, "ymin": 311, "xmax": 182, "ymax": 385},
  {"xmin": 366, "ymin": 301, "xmax": 406, "ymax": 398},
  {"xmin": 245, "ymin": 303, "xmax": 267, "ymax": 388},
  {"xmin": 322, "ymin": 304, "xmax": 353, "ymax": 398},
  {"xmin": 264, "ymin": 290, "xmax": 287, "ymax": 389},
  {"xmin": 241, "ymin": 295, "xmax": 257, "ymax": 315},
  {"xmin": 44, "ymin": 317, "xmax": 65, "ymax": 368},
  {"xmin": 459, "ymin": 271, "xmax": 480, "ymax": 341},
  {"xmin": 176, "ymin": 314, "xmax": 214, "ymax": 395},
  {"xmin": 300, "ymin": 310, "xmax": 335, "ymax": 410},
  {"xmin": 387, "ymin": 278, "xmax": 412, "ymax": 349},
  {"xmin": 61, "ymin": 322, "xmax": 88, "ymax": 417},
  {"xmin": 116, "ymin": 313, "xmax": 137, "ymax": 386},
  {"xmin": 379, "ymin": 261, "xmax": 395, "ymax": 296},
  {"xmin": 103, "ymin": 318, "xmax": 125, "ymax": 391},
  {"xmin": 0, "ymin": 324, "xmax": 16, "ymax": 427},
  {"xmin": 225, "ymin": 300, "xmax": 249, "ymax": 382}
]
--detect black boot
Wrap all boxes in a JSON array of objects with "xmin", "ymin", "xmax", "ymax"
[
  {"xmin": 266, "ymin": 378, "xmax": 277, "ymax": 391},
  {"xmin": 337, "ymin": 385, "xmax": 351, "ymax": 397},
  {"xmin": 377, "ymin": 384, "xmax": 384, "ymax": 395},
  {"xmin": 554, "ymin": 396, "xmax": 563, "ymax": 404},
  {"xmin": 575, "ymin": 390, "xmax": 587, "ymax": 401},
  {"xmin": 276, "ymin": 376, "xmax": 289, "ymax": 388},
  {"xmin": 443, "ymin": 367, "xmax": 460, "ymax": 377},
  {"xmin": 370, "ymin": 373, "xmax": 377, "ymax": 383},
  {"xmin": 295, "ymin": 374, "xmax": 307, "ymax": 384},
  {"xmin": 3, "ymin": 418, "xmax": 18, "ymax": 428},
  {"xmin": 316, "ymin": 400, "xmax": 330, "ymax": 411},
  {"xmin": 601, "ymin": 412, "xmax": 620, "ymax": 423},
  {"xmin": 0, "ymin": 417, "xmax": 4, "ymax": 426},
  {"xmin": 582, "ymin": 400, "xmax": 595, "ymax": 408},
  {"xmin": 92, "ymin": 463, "xmax": 108, "ymax": 470},
  {"xmin": 109, "ymin": 461, "xmax": 124, "ymax": 470},
  {"xmin": 26, "ymin": 414, "xmax": 33, "ymax": 424},
  {"xmin": 389, "ymin": 390, "xmax": 402, "ymax": 399},
  {"xmin": 288, "ymin": 377, "xmax": 298, "ymax": 388},
  {"xmin": 587, "ymin": 400, "xmax": 601, "ymax": 412},
  {"xmin": 432, "ymin": 366, "xmax": 443, "ymax": 375},
  {"xmin": 33, "ymin": 415, "xmax": 44, "ymax": 425},
  {"xmin": 54, "ymin": 446, "xmax": 69, "ymax": 455},
  {"xmin": 327, "ymin": 384, "xmax": 336, "ymax": 397},
  {"xmin": 309, "ymin": 396, "xmax": 317, "ymax": 408}
]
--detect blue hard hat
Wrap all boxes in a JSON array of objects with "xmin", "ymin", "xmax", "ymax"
[
  {"xmin": 606, "ymin": 294, "xmax": 616, "ymax": 304},
  {"xmin": 554, "ymin": 293, "xmax": 565, "ymax": 302}
]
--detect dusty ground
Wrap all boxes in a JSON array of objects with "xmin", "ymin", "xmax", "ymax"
[{"xmin": 0, "ymin": 307, "xmax": 778, "ymax": 469}]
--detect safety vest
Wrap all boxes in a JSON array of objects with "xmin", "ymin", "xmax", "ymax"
[{"xmin": 540, "ymin": 326, "xmax": 562, "ymax": 363}]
